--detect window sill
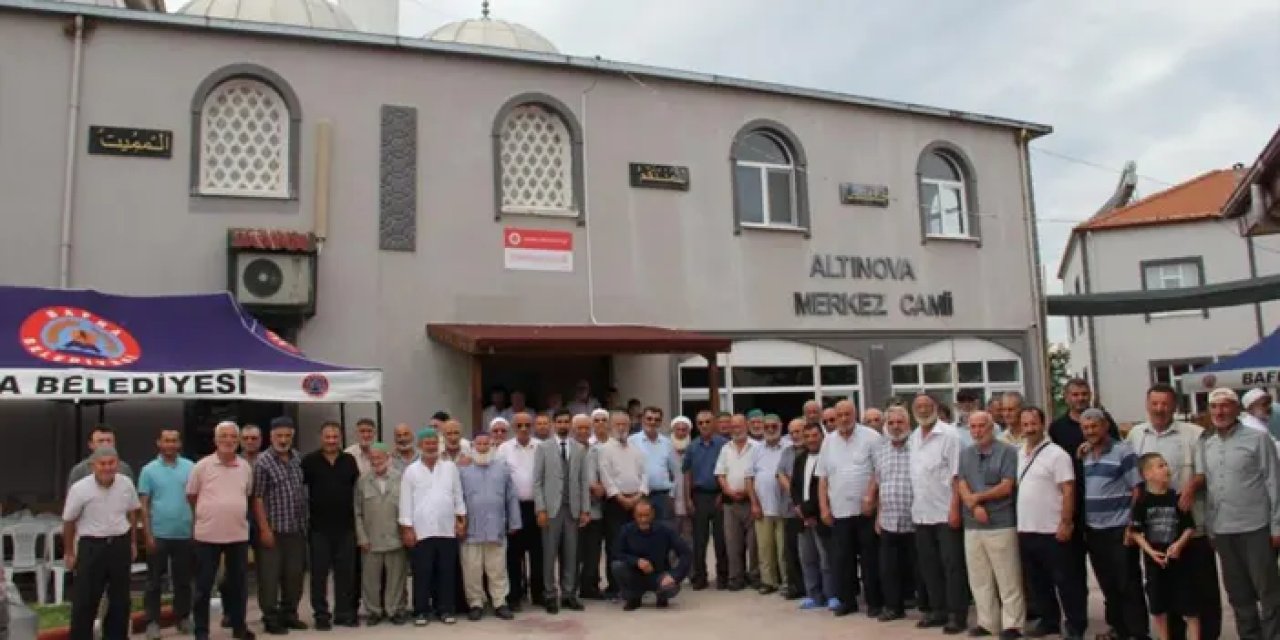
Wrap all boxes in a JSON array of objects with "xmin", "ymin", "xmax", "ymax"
[
  {"xmin": 1148, "ymin": 310, "xmax": 1206, "ymax": 320},
  {"xmin": 740, "ymin": 222, "xmax": 810, "ymax": 235},
  {"xmin": 191, "ymin": 189, "xmax": 296, "ymax": 201},
  {"xmin": 500, "ymin": 206, "xmax": 579, "ymax": 218},
  {"xmin": 924, "ymin": 234, "xmax": 980, "ymax": 245}
]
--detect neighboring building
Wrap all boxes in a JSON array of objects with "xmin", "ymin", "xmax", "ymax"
[
  {"xmin": 0, "ymin": 0, "xmax": 1050, "ymax": 500},
  {"xmin": 1224, "ymin": 126, "xmax": 1280, "ymax": 236},
  {"xmin": 1059, "ymin": 163, "xmax": 1280, "ymax": 422}
]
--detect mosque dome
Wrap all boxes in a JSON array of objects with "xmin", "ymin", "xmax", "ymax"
[
  {"xmin": 425, "ymin": 3, "xmax": 558, "ymax": 54},
  {"xmin": 177, "ymin": 0, "xmax": 357, "ymax": 31}
]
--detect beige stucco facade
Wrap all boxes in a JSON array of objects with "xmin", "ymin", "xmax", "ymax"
[{"xmin": 0, "ymin": 3, "xmax": 1049, "ymax": 501}]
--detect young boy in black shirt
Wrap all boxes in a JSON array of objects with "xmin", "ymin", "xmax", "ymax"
[{"xmin": 1130, "ymin": 452, "xmax": 1198, "ymax": 640}]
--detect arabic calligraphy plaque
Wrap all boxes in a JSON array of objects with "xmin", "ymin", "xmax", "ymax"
[
  {"xmin": 87, "ymin": 126, "xmax": 173, "ymax": 159},
  {"xmin": 629, "ymin": 162, "xmax": 690, "ymax": 191}
]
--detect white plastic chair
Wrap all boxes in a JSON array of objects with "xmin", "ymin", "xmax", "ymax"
[
  {"xmin": 45, "ymin": 524, "xmax": 69, "ymax": 604},
  {"xmin": 2, "ymin": 521, "xmax": 49, "ymax": 604}
]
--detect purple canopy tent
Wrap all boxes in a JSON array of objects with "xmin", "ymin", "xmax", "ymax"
[{"xmin": 0, "ymin": 286, "xmax": 381, "ymax": 403}]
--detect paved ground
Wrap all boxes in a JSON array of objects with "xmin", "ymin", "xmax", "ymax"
[{"xmin": 193, "ymin": 578, "xmax": 1240, "ymax": 640}]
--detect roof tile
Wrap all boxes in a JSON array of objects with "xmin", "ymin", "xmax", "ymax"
[{"xmin": 1075, "ymin": 168, "xmax": 1242, "ymax": 231}]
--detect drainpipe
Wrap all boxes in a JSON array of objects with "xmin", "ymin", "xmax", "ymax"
[
  {"xmin": 1016, "ymin": 129, "xmax": 1050, "ymax": 406},
  {"xmin": 58, "ymin": 15, "xmax": 86, "ymax": 288},
  {"xmin": 580, "ymin": 78, "xmax": 601, "ymax": 325}
]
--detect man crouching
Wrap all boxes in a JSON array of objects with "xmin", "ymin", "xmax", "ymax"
[{"xmin": 611, "ymin": 500, "xmax": 693, "ymax": 610}]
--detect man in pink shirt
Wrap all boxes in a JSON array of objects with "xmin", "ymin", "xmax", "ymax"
[{"xmin": 187, "ymin": 422, "xmax": 255, "ymax": 640}]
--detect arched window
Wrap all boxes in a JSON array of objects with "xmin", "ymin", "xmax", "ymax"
[
  {"xmin": 730, "ymin": 121, "xmax": 810, "ymax": 234},
  {"xmin": 889, "ymin": 338, "xmax": 1022, "ymax": 407},
  {"xmin": 678, "ymin": 339, "xmax": 862, "ymax": 417},
  {"xmin": 493, "ymin": 95, "xmax": 582, "ymax": 220},
  {"xmin": 917, "ymin": 142, "xmax": 978, "ymax": 241},
  {"xmin": 191, "ymin": 65, "xmax": 300, "ymax": 198}
]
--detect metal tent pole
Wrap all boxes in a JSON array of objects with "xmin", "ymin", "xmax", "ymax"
[{"xmin": 376, "ymin": 402, "xmax": 384, "ymax": 441}]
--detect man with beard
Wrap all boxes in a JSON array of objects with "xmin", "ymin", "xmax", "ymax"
[
  {"xmin": 601, "ymin": 412, "xmax": 650, "ymax": 597},
  {"xmin": 1016, "ymin": 407, "xmax": 1086, "ymax": 640},
  {"xmin": 354, "ymin": 444, "xmax": 408, "ymax": 626},
  {"xmin": 399, "ymin": 428, "xmax": 467, "ymax": 626},
  {"xmin": 866, "ymin": 406, "xmax": 916, "ymax": 622},
  {"xmin": 908, "ymin": 394, "xmax": 968, "ymax": 633},
  {"xmin": 391, "ymin": 423, "xmax": 419, "ymax": 472},
  {"xmin": 1126, "ymin": 384, "xmax": 1221, "ymax": 640},
  {"xmin": 440, "ymin": 420, "xmax": 472, "ymax": 465},
  {"xmin": 1200, "ymin": 388, "xmax": 1280, "ymax": 640},
  {"xmin": 817, "ymin": 399, "xmax": 883, "ymax": 617},
  {"xmin": 748, "ymin": 414, "xmax": 788, "ymax": 595},
  {"xmin": 684, "ymin": 410, "xmax": 729, "ymax": 590},
  {"xmin": 344, "ymin": 418, "xmax": 378, "ymax": 475},
  {"xmin": 999, "ymin": 393, "xmax": 1025, "ymax": 447},
  {"xmin": 459, "ymin": 433, "xmax": 520, "ymax": 621},
  {"xmin": 253, "ymin": 417, "xmax": 308, "ymax": 634},
  {"xmin": 488, "ymin": 419, "xmax": 511, "ymax": 446},
  {"xmin": 576, "ymin": 414, "xmax": 607, "ymax": 599},
  {"xmin": 496, "ymin": 413, "xmax": 543, "ymax": 610},
  {"xmin": 774, "ymin": 417, "xmax": 806, "ymax": 600},
  {"xmin": 533, "ymin": 413, "xmax": 554, "ymax": 442},
  {"xmin": 747, "ymin": 410, "xmax": 767, "ymax": 442},
  {"xmin": 533, "ymin": 409, "xmax": 591, "ymax": 614},
  {"xmin": 301, "ymin": 422, "xmax": 361, "ymax": 629},
  {"xmin": 670, "ymin": 417, "xmax": 694, "ymax": 543}
]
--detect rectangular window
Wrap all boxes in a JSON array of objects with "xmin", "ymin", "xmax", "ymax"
[
  {"xmin": 987, "ymin": 360, "xmax": 1020, "ymax": 383},
  {"xmin": 732, "ymin": 366, "xmax": 814, "ymax": 388},
  {"xmin": 891, "ymin": 364, "xmax": 919, "ymax": 385},
  {"xmin": 767, "ymin": 169, "xmax": 795, "ymax": 225},
  {"xmin": 1142, "ymin": 258, "xmax": 1205, "ymax": 319},
  {"xmin": 957, "ymin": 361, "xmax": 984, "ymax": 383},
  {"xmin": 922, "ymin": 362, "xmax": 952, "ymax": 384},
  {"xmin": 1149, "ymin": 359, "xmax": 1212, "ymax": 416},
  {"xmin": 679, "ymin": 367, "xmax": 709, "ymax": 389},
  {"xmin": 820, "ymin": 365, "xmax": 859, "ymax": 386}
]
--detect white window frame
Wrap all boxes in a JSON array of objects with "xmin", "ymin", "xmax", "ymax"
[
  {"xmin": 735, "ymin": 132, "xmax": 799, "ymax": 229},
  {"xmin": 921, "ymin": 153, "xmax": 970, "ymax": 239},
  {"xmin": 1142, "ymin": 259, "xmax": 1204, "ymax": 319},
  {"xmin": 890, "ymin": 338, "xmax": 1024, "ymax": 408},
  {"xmin": 678, "ymin": 340, "xmax": 863, "ymax": 415},
  {"xmin": 197, "ymin": 78, "xmax": 291, "ymax": 199}
]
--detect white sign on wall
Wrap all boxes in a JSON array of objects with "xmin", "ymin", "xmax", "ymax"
[{"xmin": 503, "ymin": 227, "xmax": 573, "ymax": 272}]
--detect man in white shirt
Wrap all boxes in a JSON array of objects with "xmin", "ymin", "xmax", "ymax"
[
  {"xmin": 908, "ymin": 393, "xmax": 968, "ymax": 633},
  {"xmin": 567, "ymin": 380, "xmax": 601, "ymax": 417},
  {"xmin": 716, "ymin": 414, "xmax": 757, "ymax": 591},
  {"xmin": 816, "ymin": 399, "xmax": 883, "ymax": 616},
  {"xmin": 496, "ymin": 413, "xmax": 544, "ymax": 610},
  {"xmin": 398, "ymin": 428, "xmax": 466, "ymax": 627},
  {"xmin": 600, "ymin": 412, "xmax": 649, "ymax": 597},
  {"xmin": 63, "ymin": 446, "xmax": 141, "ymax": 640},
  {"xmin": 1016, "ymin": 406, "xmax": 1085, "ymax": 640}
]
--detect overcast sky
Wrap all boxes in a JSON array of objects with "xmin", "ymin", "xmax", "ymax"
[{"xmin": 395, "ymin": 0, "xmax": 1279, "ymax": 344}]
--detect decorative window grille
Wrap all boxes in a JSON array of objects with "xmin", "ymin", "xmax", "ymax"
[
  {"xmin": 198, "ymin": 78, "xmax": 290, "ymax": 197},
  {"xmin": 499, "ymin": 104, "xmax": 574, "ymax": 214}
]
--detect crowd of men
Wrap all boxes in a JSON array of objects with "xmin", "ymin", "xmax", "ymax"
[{"xmin": 54, "ymin": 377, "xmax": 1280, "ymax": 640}]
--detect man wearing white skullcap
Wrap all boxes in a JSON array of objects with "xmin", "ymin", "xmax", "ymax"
[
  {"xmin": 1201, "ymin": 387, "xmax": 1280, "ymax": 640},
  {"xmin": 1241, "ymin": 389, "xmax": 1274, "ymax": 433}
]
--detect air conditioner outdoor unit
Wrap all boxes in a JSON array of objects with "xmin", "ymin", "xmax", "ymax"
[{"xmin": 233, "ymin": 252, "xmax": 314, "ymax": 307}]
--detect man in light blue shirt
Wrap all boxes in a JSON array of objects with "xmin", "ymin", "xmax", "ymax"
[
  {"xmin": 747, "ymin": 415, "xmax": 788, "ymax": 595},
  {"xmin": 629, "ymin": 406, "xmax": 680, "ymax": 528},
  {"xmin": 138, "ymin": 429, "xmax": 196, "ymax": 638}
]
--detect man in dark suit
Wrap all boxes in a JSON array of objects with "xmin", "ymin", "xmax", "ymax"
[{"xmin": 532, "ymin": 409, "xmax": 591, "ymax": 614}]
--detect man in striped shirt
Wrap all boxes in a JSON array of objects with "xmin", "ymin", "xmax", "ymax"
[
  {"xmin": 866, "ymin": 406, "xmax": 915, "ymax": 621},
  {"xmin": 1080, "ymin": 408, "xmax": 1148, "ymax": 640}
]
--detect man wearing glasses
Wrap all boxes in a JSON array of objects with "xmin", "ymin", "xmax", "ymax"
[
  {"xmin": 629, "ymin": 407, "xmax": 679, "ymax": 528},
  {"xmin": 683, "ymin": 410, "xmax": 730, "ymax": 590},
  {"xmin": 496, "ymin": 413, "xmax": 544, "ymax": 610}
]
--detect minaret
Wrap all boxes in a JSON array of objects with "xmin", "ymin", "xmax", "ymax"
[{"xmin": 338, "ymin": 0, "xmax": 400, "ymax": 35}]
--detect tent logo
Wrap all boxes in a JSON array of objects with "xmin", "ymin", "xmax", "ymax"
[
  {"xmin": 19, "ymin": 306, "xmax": 141, "ymax": 368},
  {"xmin": 1201, "ymin": 374, "xmax": 1217, "ymax": 389},
  {"xmin": 301, "ymin": 373, "xmax": 330, "ymax": 398}
]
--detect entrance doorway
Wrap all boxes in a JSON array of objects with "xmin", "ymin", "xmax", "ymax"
[{"xmin": 480, "ymin": 355, "xmax": 611, "ymax": 415}]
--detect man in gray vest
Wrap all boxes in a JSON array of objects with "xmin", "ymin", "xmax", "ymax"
[{"xmin": 532, "ymin": 409, "xmax": 590, "ymax": 614}]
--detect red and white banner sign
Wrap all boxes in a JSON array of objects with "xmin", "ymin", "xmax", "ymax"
[{"xmin": 503, "ymin": 227, "xmax": 573, "ymax": 272}]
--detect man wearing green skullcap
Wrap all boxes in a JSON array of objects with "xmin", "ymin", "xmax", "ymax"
[
  {"xmin": 747, "ymin": 410, "xmax": 766, "ymax": 442},
  {"xmin": 400, "ymin": 425, "xmax": 466, "ymax": 626}
]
